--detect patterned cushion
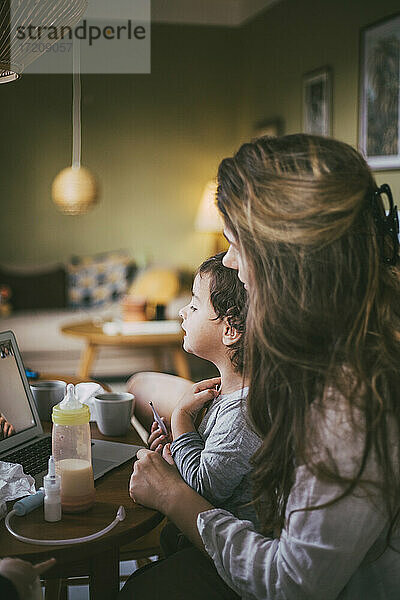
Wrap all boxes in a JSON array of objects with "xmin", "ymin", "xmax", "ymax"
[{"xmin": 67, "ymin": 251, "xmax": 130, "ymax": 308}]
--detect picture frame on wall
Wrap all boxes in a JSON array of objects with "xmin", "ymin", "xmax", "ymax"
[
  {"xmin": 303, "ymin": 67, "xmax": 332, "ymax": 136},
  {"xmin": 359, "ymin": 13, "xmax": 400, "ymax": 170},
  {"xmin": 254, "ymin": 117, "xmax": 284, "ymax": 138}
]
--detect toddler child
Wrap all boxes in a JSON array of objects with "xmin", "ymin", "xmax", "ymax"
[{"xmin": 147, "ymin": 252, "xmax": 261, "ymax": 525}]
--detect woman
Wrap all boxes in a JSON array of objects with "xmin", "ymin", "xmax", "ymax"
[{"xmin": 120, "ymin": 134, "xmax": 400, "ymax": 599}]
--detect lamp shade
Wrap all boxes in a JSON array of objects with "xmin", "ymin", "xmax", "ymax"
[
  {"xmin": 52, "ymin": 166, "xmax": 98, "ymax": 215},
  {"xmin": 127, "ymin": 268, "xmax": 180, "ymax": 305},
  {"xmin": 0, "ymin": 0, "xmax": 87, "ymax": 83},
  {"xmin": 195, "ymin": 180, "xmax": 223, "ymax": 233}
]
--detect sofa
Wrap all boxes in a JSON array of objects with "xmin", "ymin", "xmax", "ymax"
[
  {"xmin": 0, "ymin": 253, "xmax": 210, "ymax": 381},
  {"xmin": 0, "ymin": 252, "xmax": 171, "ymax": 377}
]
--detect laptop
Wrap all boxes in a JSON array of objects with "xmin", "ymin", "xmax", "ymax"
[{"xmin": 0, "ymin": 330, "xmax": 142, "ymax": 486}]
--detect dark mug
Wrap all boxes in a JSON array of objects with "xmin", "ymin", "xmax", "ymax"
[{"xmin": 30, "ymin": 380, "xmax": 66, "ymax": 421}]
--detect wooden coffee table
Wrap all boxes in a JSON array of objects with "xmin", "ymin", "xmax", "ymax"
[{"xmin": 61, "ymin": 320, "xmax": 190, "ymax": 381}]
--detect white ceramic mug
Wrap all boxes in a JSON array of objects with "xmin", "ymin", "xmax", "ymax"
[
  {"xmin": 30, "ymin": 380, "xmax": 67, "ymax": 421},
  {"xmin": 94, "ymin": 392, "xmax": 134, "ymax": 436}
]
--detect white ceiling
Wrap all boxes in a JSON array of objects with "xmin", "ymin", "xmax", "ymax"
[
  {"xmin": 85, "ymin": 1, "xmax": 281, "ymax": 27},
  {"xmin": 152, "ymin": 0, "xmax": 281, "ymax": 26}
]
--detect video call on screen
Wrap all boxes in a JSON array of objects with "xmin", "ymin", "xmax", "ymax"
[{"xmin": 0, "ymin": 341, "xmax": 35, "ymax": 440}]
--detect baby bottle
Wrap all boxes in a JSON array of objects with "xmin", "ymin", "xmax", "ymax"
[{"xmin": 52, "ymin": 384, "xmax": 95, "ymax": 513}]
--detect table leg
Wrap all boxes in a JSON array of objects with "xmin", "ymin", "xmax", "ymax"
[
  {"xmin": 43, "ymin": 578, "xmax": 66, "ymax": 600},
  {"xmin": 78, "ymin": 342, "xmax": 98, "ymax": 379},
  {"xmin": 172, "ymin": 346, "xmax": 191, "ymax": 380},
  {"xmin": 89, "ymin": 546, "xmax": 119, "ymax": 600}
]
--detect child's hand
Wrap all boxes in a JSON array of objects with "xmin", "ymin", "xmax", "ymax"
[
  {"xmin": 174, "ymin": 377, "xmax": 221, "ymax": 420},
  {"xmin": 162, "ymin": 443, "xmax": 175, "ymax": 465},
  {"xmin": 148, "ymin": 418, "xmax": 171, "ymax": 453}
]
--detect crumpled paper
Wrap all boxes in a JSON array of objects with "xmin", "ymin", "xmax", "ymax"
[
  {"xmin": 75, "ymin": 382, "xmax": 105, "ymax": 422},
  {"xmin": 0, "ymin": 461, "xmax": 36, "ymax": 501}
]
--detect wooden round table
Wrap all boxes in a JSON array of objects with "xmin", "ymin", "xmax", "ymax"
[
  {"xmin": 61, "ymin": 320, "xmax": 190, "ymax": 380},
  {"xmin": 0, "ymin": 422, "xmax": 163, "ymax": 599}
]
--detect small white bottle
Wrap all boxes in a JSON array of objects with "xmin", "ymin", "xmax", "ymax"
[{"xmin": 44, "ymin": 455, "xmax": 61, "ymax": 522}]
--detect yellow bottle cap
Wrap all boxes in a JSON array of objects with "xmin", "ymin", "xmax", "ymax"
[
  {"xmin": 51, "ymin": 384, "xmax": 90, "ymax": 425},
  {"xmin": 52, "ymin": 402, "xmax": 90, "ymax": 425}
]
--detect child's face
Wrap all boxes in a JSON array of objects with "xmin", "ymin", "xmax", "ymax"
[{"xmin": 179, "ymin": 273, "xmax": 225, "ymax": 362}]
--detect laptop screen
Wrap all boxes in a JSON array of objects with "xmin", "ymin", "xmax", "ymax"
[{"xmin": 0, "ymin": 338, "xmax": 36, "ymax": 441}]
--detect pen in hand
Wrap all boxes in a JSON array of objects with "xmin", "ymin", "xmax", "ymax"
[{"xmin": 149, "ymin": 401, "xmax": 169, "ymax": 437}]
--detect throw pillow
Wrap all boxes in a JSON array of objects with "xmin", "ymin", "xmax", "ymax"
[{"xmin": 67, "ymin": 250, "xmax": 131, "ymax": 308}]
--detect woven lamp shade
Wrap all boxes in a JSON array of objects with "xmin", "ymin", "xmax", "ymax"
[
  {"xmin": 0, "ymin": 0, "xmax": 87, "ymax": 83},
  {"xmin": 52, "ymin": 166, "xmax": 98, "ymax": 216}
]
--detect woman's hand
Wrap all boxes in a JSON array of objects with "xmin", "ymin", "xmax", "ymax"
[
  {"xmin": 129, "ymin": 449, "xmax": 185, "ymax": 513},
  {"xmin": 129, "ymin": 449, "xmax": 213, "ymax": 551},
  {"xmin": 148, "ymin": 418, "xmax": 171, "ymax": 453},
  {"xmin": 174, "ymin": 377, "xmax": 221, "ymax": 420},
  {"xmin": 0, "ymin": 557, "xmax": 56, "ymax": 600}
]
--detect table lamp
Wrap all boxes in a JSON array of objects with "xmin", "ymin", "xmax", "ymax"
[
  {"xmin": 125, "ymin": 268, "xmax": 180, "ymax": 321},
  {"xmin": 195, "ymin": 180, "xmax": 226, "ymax": 255}
]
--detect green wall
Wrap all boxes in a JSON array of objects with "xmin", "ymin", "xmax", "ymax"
[
  {"xmin": 0, "ymin": 25, "xmax": 240, "ymax": 269},
  {"xmin": 1, "ymin": 1, "xmax": 400, "ymax": 269},
  {"xmin": 239, "ymin": 0, "xmax": 400, "ymax": 196}
]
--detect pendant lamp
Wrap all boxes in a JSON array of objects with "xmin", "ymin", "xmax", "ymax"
[
  {"xmin": 52, "ymin": 39, "xmax": 98, "ymax": 215},
  {"xmin": 0, "ymin": 0, "xmax": 87, "ymax": 83}
]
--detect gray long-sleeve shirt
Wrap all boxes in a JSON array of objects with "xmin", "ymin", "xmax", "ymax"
[
  {"xmin": 170, "ymin": 387, "xmax": 261, "ymax": 526},
  {"xmin": 197, "ymin": 390, "xmax": 400, "ymax": 599}
]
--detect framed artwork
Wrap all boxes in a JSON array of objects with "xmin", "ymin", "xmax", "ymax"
[
  {"xmin": 254, "ymin": 117, "xmax": 284, "ymax": 138},
  {"xmin": 303, "ymin": 67, "xmax": 332, "ymax": 136},
  {"xmin": 359, "ymin": 13, "xmax": 400, "ymax": 170}
]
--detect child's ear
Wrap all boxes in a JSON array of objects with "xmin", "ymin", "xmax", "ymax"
[{"xmin": 222, "ymin": 317, "xmax": 241, "ymax": 347}]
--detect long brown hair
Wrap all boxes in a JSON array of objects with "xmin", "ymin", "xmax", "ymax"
[{"xmin": 217, "ymin": 134, "xmax": 400, "ymax": 540}]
